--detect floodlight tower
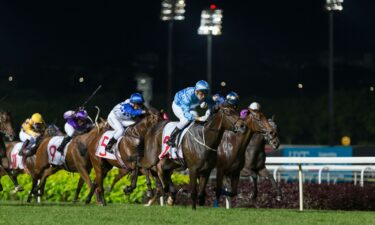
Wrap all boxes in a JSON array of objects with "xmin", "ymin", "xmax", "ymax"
[
  {"xmin": 161, "ymin": 0, "xmax": 186, "ymax": 109},
  {"xmin": 325, "ymin": 0, "xmax": 343, "ymax": 145},
  {"xmin": 198, "ymin": 4, "xmax": 223, "ymax": 93}
]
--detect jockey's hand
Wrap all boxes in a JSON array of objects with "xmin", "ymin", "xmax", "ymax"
[
  {"xmin": 200, "ymin": 102, "xmax": 208, "ymax": 109},
  {"xmin": 195, "ymin": 116, "xmax": 206, "ymax": 122},
  {"xmin": 141, "ymin": 110, "xmax": 147, "ymax": 114}
]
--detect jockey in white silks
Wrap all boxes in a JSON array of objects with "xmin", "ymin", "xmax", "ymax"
[
  {"xmin": 105, "ymin": 93, "xmax": 147, "ymax": 153},
  {"xmin": 166, "ymin": 80, "xmax": 214, "ymax": 148}
]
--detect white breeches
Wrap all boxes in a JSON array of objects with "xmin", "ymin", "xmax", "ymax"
[
  {"xmin": 19, "ymin": 130, "xmax": 37, "ymax": 148},
  {"xmin": 172, "ymin": 102, "xmax": 198, "ymax": 130},
  {"xmin": 107, "ymin": 111, "xmax": 135, "ymax": 140},
  {"xmin": 64, "ymin": 123, "xmax": 75, "ymax": 137}
]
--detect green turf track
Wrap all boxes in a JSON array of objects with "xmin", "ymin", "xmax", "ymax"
[{"xmin": 0, "ymin": 202, "xmax": 374, "ymax": 225}]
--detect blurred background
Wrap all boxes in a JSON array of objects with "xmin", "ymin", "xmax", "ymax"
[{"xmin": 0, "ymin": 0, "xmax": 374, "ymax": 145}]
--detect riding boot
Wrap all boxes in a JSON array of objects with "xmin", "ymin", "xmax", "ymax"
[
  {"xmin": 166, "ymin": 127, "xmax": 181, "ymax": 147},
  {"xmin": 57, "ymin": 136, "xmax": 72, "ymax": 154},
  {"xmin": 105, "ymin": 137, "xmax": 117, "ymax": 153},
  {"xmin": 18, "ymin": 140, "xmax": 30, "ymax": 156}
]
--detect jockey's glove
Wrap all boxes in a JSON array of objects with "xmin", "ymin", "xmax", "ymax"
[{"xmin": 200, "ymin": 102, "xmax": 208, "ymax": 109}]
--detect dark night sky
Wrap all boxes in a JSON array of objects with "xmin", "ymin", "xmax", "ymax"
[{"xmin": 1, "ymin": 1, "xmax": 375, "ymax": 97}]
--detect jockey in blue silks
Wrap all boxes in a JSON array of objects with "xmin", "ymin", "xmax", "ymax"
[
  {"xmin": 225, "ymin": 91, "xmax": 240, "ymax": 108},
  {"xmin": 105, "ymin": 93, "xmax": 147, "ymax": 153},
  {"xmin": 166, "ymin": 80, "xmax": 214, "ymax": 147}
]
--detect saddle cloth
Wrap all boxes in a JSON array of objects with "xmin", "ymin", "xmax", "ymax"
[
  {"xmin": 95, "ymin": 130, "xmax": 123, "ymax": 160},
  {"xmin": 47, "ymin": 136, "xmax": 71, "ymax": 165},
  {"xmin": 159, "ymin": 122, "xmax": 194, "ymax": 160},
  {"xmin": 10, "ymin": 142, "xmax": 24, "ymax": 170}
]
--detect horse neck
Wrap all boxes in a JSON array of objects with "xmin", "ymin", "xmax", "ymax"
[
  {"xmin": 202, "ymin": 112, "xmax": 226, "ymax": 149},
  {"xmin": 237, "ymin": 116, "xmax": 259, "ymax": 152},
  {"xmin": 129, "ymin": 116, "xmax": 155, "ymax": 137}
]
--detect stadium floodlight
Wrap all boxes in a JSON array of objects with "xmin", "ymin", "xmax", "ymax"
[
  {"xmin": 198, "ymin": 4, "xmax": 223, "ymax": 92},
  {"xmin": 161, "ymin": 0, "xmax": 186, "ymax": 114},
  {"xmin": 198, "ymin": 5, "xmax": 223, "ymax": 36},
  {"xmin": 325, "ymin": 0, "xmax": 343, "ymax": 11},
  {"xmin": 324, "ymin": 0, "xmax": 343, "ymax": 146},
  {"xmin": 161, "ymin": 0, "xmax": 186, "ymax": 21}
]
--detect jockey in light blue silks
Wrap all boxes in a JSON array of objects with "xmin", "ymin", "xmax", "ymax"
[
  {"xmin": 166, "ymin": 80, "xmax": 214, "ymax": 147},
  {"xmin": 105, "ymin": 93, "xmax": 147, "ymax": 153}
]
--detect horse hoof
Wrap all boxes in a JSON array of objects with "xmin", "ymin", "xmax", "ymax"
[
  {"xmin": 167, "ymin": 196, "xmax": 174, "ymax": 206},
  {"xmin": 213, "ymin": 199, "xmax": 219, "ymax": 208},
  {"xmin": 276, "ymin": 195, "xmax": 282, "ymax": 202},
  {"xmin": 144, "ymin": 199, "xmax": 154, "ymax": 207}
]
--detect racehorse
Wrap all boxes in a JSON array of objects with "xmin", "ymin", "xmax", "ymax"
[
  {"xmin": 27, "ymin": 109, "xmax": 102, "ymax": 203},
  {"xmin": 214, "ymin": 112, "xmax": 280, "ymax": 207},
  {"xmin": 87, "ymin": 109, "xmax": 163, "ymax": 205},
  {"xmin": 141, "ymin": 105, "xmax": 246, "ymax": 210},
  {"xmin": 1, "ymin": 124, "xmax": 62, "ymax": 195},
  {"xmin": 240, "ymin": 117, "xmax": 282, "ymax": 201},
  {"xmin": 0, "ymin": 111, "xmax": 16, "ymax": 191}
]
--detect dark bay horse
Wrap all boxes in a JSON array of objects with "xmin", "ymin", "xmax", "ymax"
[
  {"xmin": 240, "ymin": 117, "xmax": 282, "ymax": 201},
  {"xmin": 215, "ymin": 112, "xmax": 280, "ymax": 207},
  {"xmin": 0, "ymin": 111, "xmax": 16, "ymax": 191},
  {"xmin": 142, "ymin": 105, "xmax": 246, "ymax": 209},
  {"xmin": 87, "ymin": 109, "xmax": 163, "ymax": 205}
]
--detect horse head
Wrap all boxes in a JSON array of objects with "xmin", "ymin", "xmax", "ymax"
[
  {"xmin": 45, "ymin": 124, "xmax": 64, "ymax": 137},
  {"xmin": 245, "ymin": 110, "xmax": 279, "ymax": 150},
  {"xmin": 0, "ymin": 111, "xmax": 16, "ymax": 141},
  {"xmin": 265, "ymin": 116, "xmax": 280, "ymax": 149},
  {"xmin": 212, "ymin": 105, "xmax": 246, "ymax": 134}
]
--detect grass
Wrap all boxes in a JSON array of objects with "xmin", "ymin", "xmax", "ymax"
[{"xmin": 0, "ymin": 202, "xmax": 374, "ymax": 225}]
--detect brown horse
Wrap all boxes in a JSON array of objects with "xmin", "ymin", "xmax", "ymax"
[
  {"xmin": 86, "ymin": 109, "xmax": 163, "ymax": 205},
  {"xmin": 240, "ymin": 117, "xmax": 282, "ymax": 201},
  {"xmin": 141, "ymin": 105, "xmax": 246, "ymax": 210},
  {"xmin": 0, "ymin": 124, "xmax": 62, "ymax": 195},
  {"xmin": 0, "ymin": 111, "xmax": 16, "ymax": 191},
  {"xmin": 214, "ymin": 112, "xmax": 280, "ymax": 207},
  {"xmin": 27, "ymin": 119, "xmax": 104, "ymax": 203}
]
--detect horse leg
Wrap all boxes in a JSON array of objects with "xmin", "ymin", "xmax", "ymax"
[
  {"xmin": 165, "ymin": 170, "xmax": 176, "ymax": 206},
  {"xmin": 156, "ymin": 159, "xmax": 169, "ymax": 192},
  {"xmin": 259, "ymin": 167, "xmax": 282, "ymax": 201},
  {"xmin": 144, "ymin": 169, "xmax": 154, "ymax": 198},
  {"xmin": 95, "ymin": 162, "xmax": 111, "ymax": 206},
  {"xmin": 73, "ymin": 177, "xmax": 84, "ymax": 203},
  {"xmin": 124, "ymin": 167, "xmax": 139, "ymax": 195},
  {"xmin": 6, "ymin": 169, "xmax": 23, "ymax": 193},
  {"xmin": 189, "ymin": 169, "xmax": 198, "ymax": 210},
  {"xmin": 27, "ymin": 178, "xmax": 39, "ymax": 203},
  {"xmin": 38, "ymin": 166, "xmax": 59, "ymax": 198},
  {"xmin": 198, "ymin": 170, "xmax": 210, "ymax": 206},
  {"xmin": 109, "ymin": 169, "xmax": 128, "ymax": 192},
  {"xmin": 249, "ymin": 172, "xmax": 258, "ymax": 200},
  {"xmin": 214, "ymin": 169, "xmax": 224, "ymax": 207}
]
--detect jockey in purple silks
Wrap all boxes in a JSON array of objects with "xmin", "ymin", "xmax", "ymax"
[
  {"xmin": 240, "ymin": 102, "xmax": 261, "ymax": 119},
  {"xmin": 57, "ymin": 109, "xmax": 93, "ymax": 153}
]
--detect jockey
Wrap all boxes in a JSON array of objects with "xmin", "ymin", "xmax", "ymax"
[
  {"xmin": 57, "ymin": 109, "xmax": 93, "ymax": 153},
  {"xmin": 166, "ymin": 80, "xmax": 213, "ymax": 147},
  {"xmin": 225, "ymin": 91, "xmax": 240, "ymax": 108},
  {"xmin": 105, "ymin": 93, "xmax": 147, "ymax": 153},
  {"xmin": 240, "ymin": 102, "xmax": 261, "ymax": 119},
  {"xmin": 212, "ymin": 93, "xmax": 225, "ymax": 107},
  {"xmin": 19, "ymin": 113, "xmax": 46, "ymax": 156}
]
